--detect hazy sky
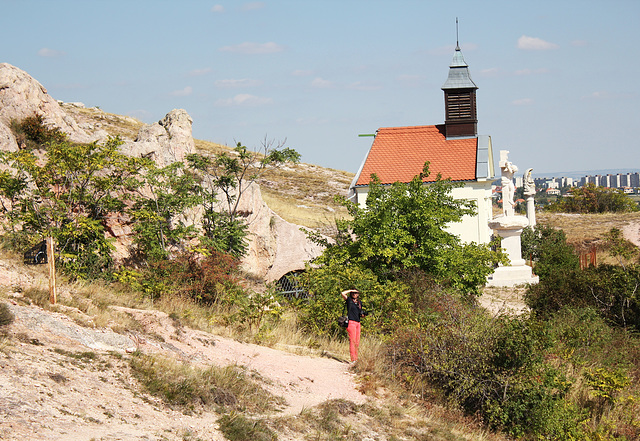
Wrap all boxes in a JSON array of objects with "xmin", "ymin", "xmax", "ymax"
[{"xmin": 2, "ymin": 0, "xmax": 638, "ymax": 176}]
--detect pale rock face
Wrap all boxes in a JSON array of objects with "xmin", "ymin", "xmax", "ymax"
[
  {"xmin": 234, "ymin": 183, "xmax": 325, "ymax": 282},
  {"xmin": 0, "ymin": 63, "xmax": 91, "ymax": 144},
  {"xmin": 126, "ymin": 109, "xmax": 194, "ymax": 166},
  {"xmin": 0, "ymin": 122, "xmax": 18, "ymax": 152}
]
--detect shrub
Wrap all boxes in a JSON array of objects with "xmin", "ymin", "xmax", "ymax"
[
  {"xmin": 526, "ymin": 264, "xmax": 640, "ymax": 331},
  {"xmin": 11, "ymin": 113, "xmax": 67, "ymax": 148},
  {"xmin": 298, "ymin": 262, "xmax": 412, "ymax": 336},
  {"xmin": 309, "ymin": 163, "xmax": 502, "ymax": 296},
  {"xmin": 116, "ymin": 249, "xmax": 247, "ymax": 306},
  {"xmin": 521, "ymin": 224, "xmax": 579, "ymax": 281},
  {"xmin": 218, "ymin": 412, "xmax": 276, "ymax": 441},
  {"xmin": 546, "ymin": 183, "xmax": 638, "ymax": 213},
  {"xmin": 129, "ymin": 353, "xmax": 283, "ymax": 413},
  {"xmin": 386, "ymin": 310, "xmax": 585, "ymax": 439},
  {"xmin": 0, "ymin": 303, "xmax": 15, "ymax": 327}
]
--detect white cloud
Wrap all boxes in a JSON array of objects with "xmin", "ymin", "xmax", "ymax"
[
  {"xmin": 479, "ymin": 67, "xmax": 501, "ymax": 77},
  {"xmin": 311, "ymin": 77, "xmax": 334, "ymax": 88},
  {"xmin": 589, "ymin": 91, "xmax": 611, "ymax": 99},
  {"xmin": 515, "ymin": 68, "xmax": 550, "ymax": 75},
  {"xmin": 214, "ymin": 93, "xmax": 273, "ymax": 106},
  {"xmin": 211, "ymin": 4, "xmax": 224, "ymax": 13},
  {"xmin": 517, "ymin": 35, "xmax": 559, "ymax": 50},
  {"xmin": 38, "ymin": 47, "xmax": 65, "ymax": 58},
  {"xmin": 512, "ymin": 98, "xmax": 534, "ymax": 106},
  {"xmin": 292, "ymin": 69, "xmax": 313, "ymax": 77},
  {"xmin": 219, "ymin": 41, "xmax": 284, "ymax": 54},
  {"xmin": 347, "ymin": 81, "xmax": 381, "ymax": 91},
  {"xmin": 214, "ymin": 78, "xmax": 262, "ymax": 88},
  {"xmin": 170, "ymin": 86, "xmax": 193, "ymax": 97},
  {"xmin": 189, "ymin": 67, "xmax": 212, "ymax": 76},
  {"xmin": 242, "ymin": 2, "xmax": 265, "ymax": 11}
]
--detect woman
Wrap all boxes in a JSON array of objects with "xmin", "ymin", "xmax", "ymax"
[{"xmin": 341, "ymin": 288, "xmax": 365, "ymax": 363}]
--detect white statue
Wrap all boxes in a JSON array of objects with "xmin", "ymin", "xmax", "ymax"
[
  {"xmin": 523, "ymin": 167, "xmax": 536, "ymax": 227},
  {"xmin": 499, "ymin": 151, "xmax": 518, "ymax": 217},
  {"xmin": 524, "ymin": 168, "xmax": 535, "ymax": 196}
]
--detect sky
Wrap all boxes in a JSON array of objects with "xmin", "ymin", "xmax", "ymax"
[{"xmin": 2, "ymin": 0, "xmax": 639, "ymax": 177}]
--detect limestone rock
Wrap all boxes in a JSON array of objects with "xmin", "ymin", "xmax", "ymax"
[
  {"xmin": 125, "ymin": 109, "xmax": 194, "ymax": 166},
  {"xmin": 216, "ymin": 183, "xmax": 325, "ymax": 282},
  {"xmin": 0, "ymin": 121, "xmax": 18, "ymax": 152},
  {"xmin": 0, "ymin": 63, "xmax": 91, "ymax": 144},
  {"xmin": 0, "ymin": 63, "xmax": 324, "ymax": 283}
]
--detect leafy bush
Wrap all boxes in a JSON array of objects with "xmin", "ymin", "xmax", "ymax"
[
  {"xmin": 387, "ymin": 311, "xmax": 585, "ymax": 439},
  {"xmin": 199, "ymin": 210, "xmax": 248, "ymax": 258},
  {"xmin": 309, "ymin": 162, "xmax": 503, "ymax": 296},
  {"xmin": 526, "ymin": 263, "xmax": 640, "ymax": 331},
  {"xmin": 546, "ymin": 183, "xmax": 638, "ymax": 213},
  {"xmin": 297, "ymin": 262, "xmax": 412, "ymax": 336},
  {"xmin": 152, "ymin": 249, "xmax": 246, "ymax": 305},
  {"xmin": 0, "ymin": 136, "xmax": 141, "ymax": 279},
  {"xmin": 11, "ymin": 113, "xmax": 67, "ymax": 148},
  {"xmin": 521, "ymin": 224, "xmax": 579, "ymax": 281}
]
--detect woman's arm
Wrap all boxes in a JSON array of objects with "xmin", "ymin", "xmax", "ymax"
[{"xmin": 341, "ymin": 289, "xmax": 354, "ymax": 300}]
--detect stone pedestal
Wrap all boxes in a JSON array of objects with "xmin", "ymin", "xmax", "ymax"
[
  {"xmin": 525, "ymin": 195, "xmax": 536, "ymax": 227},
  {"xmin": 486, "ymin": 215, "xmax": 539, "ymax": 287}
]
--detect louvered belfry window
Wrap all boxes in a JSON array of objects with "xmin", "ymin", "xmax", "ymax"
[{"xmin": 445, "ymin": 91, "xmax": 475, "ymax": 121}]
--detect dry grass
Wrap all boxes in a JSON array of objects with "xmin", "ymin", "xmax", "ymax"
[
  {"xmin": 193, "ymin": 139, "xmax": 231, "ymax": 156},
  {"xmin": 537, "ymin": 211, "xmax": 640, "ymax": 247},
  {"xmin": 129, "ymin": 352, "xmax": 285, "ymax": 414},
  {"xmin": 190, "ymin": 139, "xmax": 354, "ymax": 231},
  {"xmin": 61, "ymin": 104, "xmax": 145, "ymax": 140},
  {"xmin": 257, "ymin": 162, "xmax": 353, "ymax": 231}
]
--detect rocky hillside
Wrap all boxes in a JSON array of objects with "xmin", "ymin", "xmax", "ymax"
[{"xmin": 0, "ymin": 62, "xmax": 354, "ymax": 283}]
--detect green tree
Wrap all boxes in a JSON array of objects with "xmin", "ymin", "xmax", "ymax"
[
  {"xmin": 298, "ymin": 261, "xmax": 412, "ymax": 336},
  {"xmin": 521, "ymin": 224, "xmax": 579, "ymax": 281},
  {"xmin": 312, "ymin": 163, "xmax": 503, "ymax": 294},
  {"xmin": 0, "ymin": 136, "xmax": 142, "ymax": 277},
  {"xmin": 186, "ymin": 138, "xmax": 300, "ymax": 257},
  {"xmin": 129, "ymin": 161, "xmax": 202, "ymax": 262}
]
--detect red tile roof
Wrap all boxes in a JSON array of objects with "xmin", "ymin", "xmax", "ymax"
[{"xmin": 355, "ymin": 124, "xmax": 478, "ymax": 186}]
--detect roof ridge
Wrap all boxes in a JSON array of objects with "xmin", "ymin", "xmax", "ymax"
[{"xmin": 378, "ymin": 124, "xmax": 439, "ymax": 131}]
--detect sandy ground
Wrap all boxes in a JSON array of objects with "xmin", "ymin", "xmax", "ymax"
[
  {"xmin": 0, "ymin": 259, "xmax": 365, "ymax": 441},
  {"xmin": 623, "ymin": 220, "xmax": 640, "ymax": 247}
]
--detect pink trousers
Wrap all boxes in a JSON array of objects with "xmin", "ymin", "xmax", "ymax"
[{"xmin": 346, "ymin": 321, "xmax": 361, "ymax": 361}]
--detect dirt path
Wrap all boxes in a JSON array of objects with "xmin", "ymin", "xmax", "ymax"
[
  {"xmin": 0, "ymin": 260, "xmax": 365, "ymax": 441},
  {"xmin": 623, "ymin": 220, "xmax": 640, "ymax": 247}
]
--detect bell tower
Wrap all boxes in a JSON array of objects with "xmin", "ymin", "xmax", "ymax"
[{"xmin": 441, "ymin": 27, "xmax": 478, "ymax": 139}]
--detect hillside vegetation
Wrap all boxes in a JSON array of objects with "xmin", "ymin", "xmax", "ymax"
[{"xmin": 2, "ymin": 104, "xmax": 640, "ymax": 440}]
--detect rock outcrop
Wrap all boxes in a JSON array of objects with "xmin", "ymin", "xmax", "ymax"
[
  {"xmin": 0, "ymin": 63, "xmax": 324, "ymax": 282},
  {"xmin": 125, "ymin": 109, "xmax": 195, "ymax": 166},
  {"xmin": 0, "ymin": 63, "xmax": 91, "ymax": 145},
  {"xmin": 234, "ymin": 183, "xmax": 324, "ymax": 282}
]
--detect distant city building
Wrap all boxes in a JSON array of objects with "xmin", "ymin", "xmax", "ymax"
[
  {"xmin": 528, "ymin": 172, "xmax": 639, "ymax": 194},
  {"xmin": 575, "ymin": 172, "xmax": 639, "ymax": 190}
]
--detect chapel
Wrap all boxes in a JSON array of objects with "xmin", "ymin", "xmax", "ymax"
[{"xmin": 349, "ymin": 43, "xmax": 495, "ymax": 244}]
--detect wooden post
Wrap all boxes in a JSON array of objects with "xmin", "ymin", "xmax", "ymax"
[{"xmin": 47, "ymin": 237, "xmax": 56, "ymax": 304}]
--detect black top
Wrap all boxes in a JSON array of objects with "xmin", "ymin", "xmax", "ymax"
[{"xmin": 346, "ymin": 296, "xmax": 364, "ymax": 322}]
